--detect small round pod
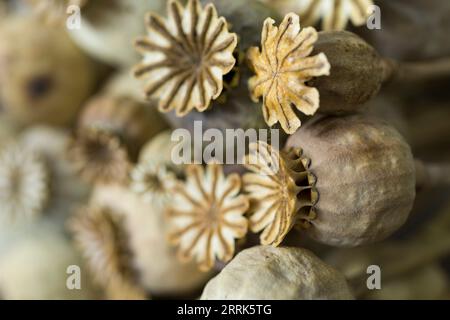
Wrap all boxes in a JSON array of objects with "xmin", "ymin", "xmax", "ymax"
[
  {"xmin": 201, "ymin": 246, "xmax": 353, "ymax": 300},
  {"xmin": 19, "ymin": 126, "xmax": 91, "ymax": 222},
  {"xmin": 0, "ymin": 221, "xmax": 97, "ymax": 300},
  {"xmin": 77, "ymin": 94, "xmax": 168, "ymax": 160},
  {"xmin": 309, "ymin": 31, "xmax": 390, "ymax": 114},
  {"xmin": 91, "ymin": 183, "xmax": 212, "ymax": 297},
  {"xmin": 286, "ymin": 115, "xmax": 416, "ymax": 247},
  {"xmin": 0, "ymin": 16, "xmax": 97, "ymax": 127}
]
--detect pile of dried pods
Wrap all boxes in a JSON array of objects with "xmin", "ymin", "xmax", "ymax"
[{"xmin": 0, "ymin": 0, "xmax": 449, "ymax": 300}]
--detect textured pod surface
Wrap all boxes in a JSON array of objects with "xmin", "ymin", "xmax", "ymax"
[
  {"xmin": 91, "ymin": 184, "xmax": 212, "ymax": 297},
  {"xmin": 77, "ymin": 95, "xmax": 167, "ymax": 160},
  {"xmin": 0, "ymin": 221, "xmax": 96, "ymax": 300},
  {"xmin": 0, "ymin": 16, "xmax": 96, "ymax": 127},
  {"xmin": 201, "ymin": 246, "xmax": 353, "ymax": 300},
  {"xmin": 310, "ymin": 31, "xmax": 387, "ymax": 114},
  {"xmin": 286, "ymin": 115, "xmax": 416, "ymax": 247}
]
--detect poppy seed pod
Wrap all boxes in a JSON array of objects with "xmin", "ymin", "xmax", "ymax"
[
  {"xmin": 201, "ymin": 246, "xmax": 353, "ymax": 300},
  {"xmin": 285, "ymin": 115, "xmax": 416, "ymax": 247},
  {"xmin": 309, "ymin": 31, "xmax": 390, "ymax": 114},
  {"xmin": 77, "ymin": 95, "xmax": 168, "ymax": 161},
  {"xmin": 0, "ymin": 16, "xmax": 97, "ymax": 127}
]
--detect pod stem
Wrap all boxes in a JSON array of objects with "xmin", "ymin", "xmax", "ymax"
[
  {"xmin": 382, "ymin": 57, "xmax": 450, "ymax": 86},
  {"xmin": 415, "ymin": 160, "xmax": 450, "ymax": 190}
]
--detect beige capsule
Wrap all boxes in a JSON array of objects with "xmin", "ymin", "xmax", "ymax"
[
  {"xmin": 77, "ymin": 94, "xmax": 168, "ymax": 161},
  {"xmin": 0, "ymin": 16, "xmax": 97, "ymax": 127},
  {"xmin": 201, "ymin": 246, "xmax": 354, "ymax": 300},
  {"xmin": 309, "ymin": 31, "xmax": 390, "ymax": 114},
  {"xmin": 0, "ymin": 221, "xmax": 97, "ymax": 300},
  {"xmin": 285, "ymin": 114, "xmax": 416, "ymax": 247},
  {"xmin": 91, "ymin": 183, "xmax": 212, "ymax": 297}
]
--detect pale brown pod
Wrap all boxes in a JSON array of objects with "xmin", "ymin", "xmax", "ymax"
[
  {"xmin": 201, "ymin": 246, "xmax": 354, "ymax": 300},
  {"xmin": 0, "ymin": 221, "xmax": 97, "ymax": 300},
  {"xmin": 0, "ymin": 16, "xmax": 97, "ymax": 127},
  {"xmin": 309, "ymin": 31, "xmax": 389, "ymax": 114},
  {"xmin": 68, "ymin": 204, "xmax": 147, "ymax": 300},
  {"xmin": 77, "ymin": 94, "xmax": 168, "ymax": 161},
  {"xmin": 92, "ymin": 183, "xmax": 212, "ymax": 297},
  {"xmin": 285, "ymin": 115, "xmax": 416, "ymax": 247}
]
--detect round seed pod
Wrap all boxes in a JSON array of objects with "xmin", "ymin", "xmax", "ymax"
[
  {"xmin": 66, "ymin": 0, "xmax": 166, "ymax": 67},
  {"xmin": 0, "ymin": 16, "xmax": 97, "ymax": 127},
  {"xmin": 160, "ymin": 0, "xmax": 280, "ymax": 141},
  {"xmin": 91, "ymin": 184, "xmax": 212, "ymax": 297},
  {"xmin": 0, "ymin": 221, "xmax": 97, "ymax": 300},
  {"xmin": 309, "ymin": 31, "xmax": 389, "ymax": 114},
  {"xmin": 201, "ymin": 246, "xmax": 353, "ymax": 300},
  {"xmin": 77, "ymin": 94, "xmax": 168, "ymax": 161},
  {"xmin": 19, "ymin": 126, "xmax": 90, "ymax": 221},
  {"xmin": 285, "ymin": 115, "xmax": 416, "ymax": 247}
]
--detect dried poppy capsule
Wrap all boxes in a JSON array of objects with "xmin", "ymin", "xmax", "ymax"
[
  {"xmin": 133, "ymin": 0, "xmax": 238, "ymax": 116},
  {"xmin": 92, "ymin": 183, "xmax": 212, "ymax": 296},
  {"xmin": 244, "ymin": 115, "xmax": 416, "ymax": 247},
  {"xmin": 0, "ymin": 16, "xmax": 97, "ymax": 127},
  {"xmin": 247, "ymin": 13, "xmax": 330, "ymax": 134},
  {"xmin": 77, "ymin": 94, "xmax": 167, "ymax": 160},
  {"xmin": 68, "ymin": 204, "xmax": 147, "ymax": 300},
  {"xmin": 18, "ymin": 126, "xmax": 91, "ymax": 219},
  {"xmin": 201, "ymin": 246, "xmax": 354, "ymax": 299},
  {"xmin": 130, "ymin": 131, "xmax": 183, "ymax": 209},
  {"xmin": 284, "ymin": 115, "xmax": 416, "ymax": 247},
  {"xmin": 68, "ymin": 128, "xmax": 131, "ymax": 185},
  {"xmin": 166, "ymin": 164, "xmax": 249, "ymax": 271},
  {"xmin": 0, "ymin": 143, "xmax": 49, "ymax": 225},
  {"xmin": 261, "ymin": 0, "xmax": 374, "ymax": 31},
  {"xmin": 130, "ymin": 160, "xmax": 177, "ymax": 209},
  {"xmin": 308, "ymin": 30, "xmax": 390, "ymax": 114},
  {"xmin": 243, "ymin": 141, "xmax": 318, "ymax": 246},
  {"xmin": 0, "ymin": 222, "xmax": 97, "ymax": 300}
]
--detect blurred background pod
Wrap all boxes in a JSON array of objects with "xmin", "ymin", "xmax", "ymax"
[
  {"xmin": 0, "ymin": 220, "xmax": 97, "ymax": 300},
  {"xmin": 77, "ymin": 94, "xmax": 168, "ymax": 161},
  {"xmin": 18, "ymin": 126, "xmax": 91, "ymax": 223},
  {"xmin": 91, "ymin": 183, "xmax": 213, "ymax": 298},
  {"xmin": 0, "ymin": 16, "xmax": 99, "ymax": 127},
  {"xmin": 0, "ymin": 126, "xmax": 90, "ymax": 234}
]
